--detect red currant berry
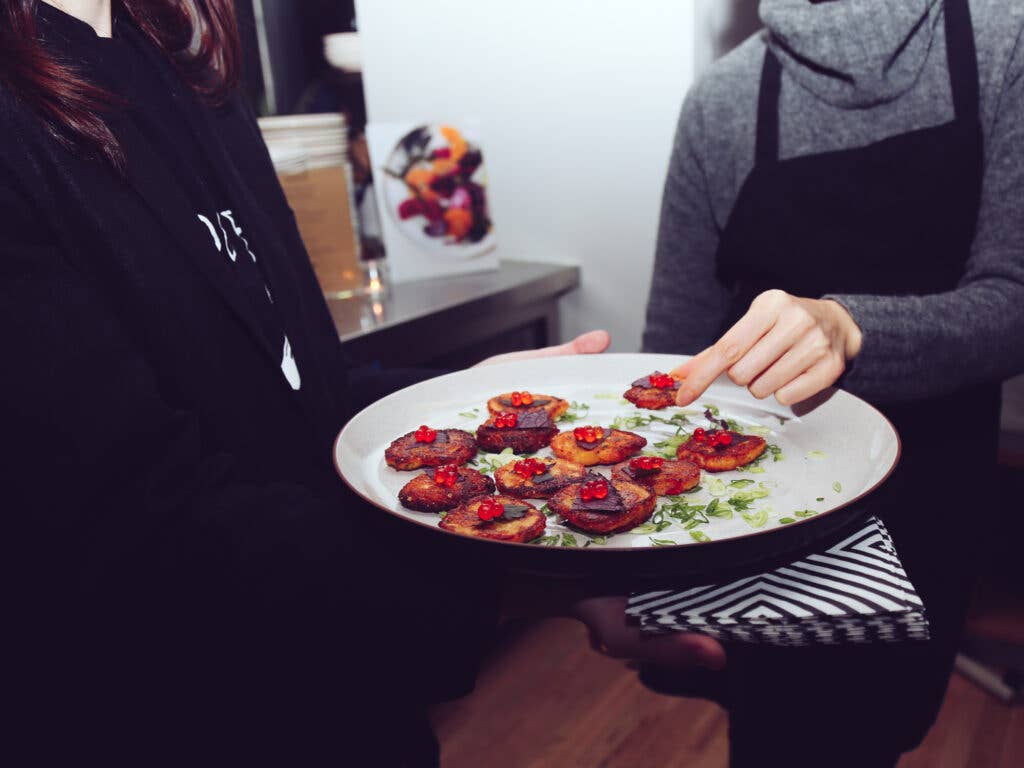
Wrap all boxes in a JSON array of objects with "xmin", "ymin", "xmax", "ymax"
[
  {"xmin": 630, "ymin": 456, "xmax": 664, "ymax": 472},
  {"xmin": 514, "ymin": 458, "xmax": 545, "ymax": 478},
  {"xmin": 650, "ymin": 373, "xmax": 674, "ymax": 389},
  {"xmin": 718, "ymin": 432, "xmax": 733, "ymax": 446},
  {"xmin": 433, "ymin": 465, "xmax": 458, "ymax": 487},
  {"xmin": 415, "ymin": 425, "xmax": 437, "ymax": 443},
  {"xmin": 478, "ymin": 499, "xmax": 504, "ymax": 521},
  {"xmin": 580, "ymin": 479, "xmax": 609, "ymax": 501},
  {"xmin": 693, "ymin": 428, "xmax": 706, "ymax": 443}
]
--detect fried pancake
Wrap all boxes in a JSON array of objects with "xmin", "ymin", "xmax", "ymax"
[
  {"xmin": 549, "ymin": 428, "xmax": 647, "ymax": 466},
  {"xmin": 385, "ymin": 428, "xmax": 478, "ymax": 470},
  {"xmin": 398, "ymin": 467, "xmax": 496, "ymax": 513},
  {"xmin": 622, "ymin": 372, "xmax": 684, "ymax": 410},
  {"xmin": 439, "ymin": 494, "xmax": 546, "ymax": 542},
  {"xmin": 476, "ymin": 410, "xmax": 558, "ymax": 454},
  {"xmin": 676, "ymin": 432, "xmax": 767, "ymax": 472},
  {"xmin": 548, "ymin": 478, "xmax": 655, "ymax": 535},
  {"xmin": 487, "ymin": 392, "xmax": 569, "ymax": 420},
  {"xmin": 623, "ymin": 385, "xmax": 679, "ymax": 410},
  {"xmin": 493, "ymin": 458, "xmax": 587, "ymax": 499},
  {"xmin": 611, "ymin": 458, "xmax": 701, "ymax": 496}
]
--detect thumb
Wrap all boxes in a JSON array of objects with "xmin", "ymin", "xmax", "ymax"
[
  {"xmin": 515, "ymin": 330, "xmax": 611, "ymax": 360},
  {"xmin": 472, "ymin": 330, "xmax": 611, "ymax": 368},
  {"xmin": 565, "ymin": 329, "xmax": 611, "ymax": 356}
]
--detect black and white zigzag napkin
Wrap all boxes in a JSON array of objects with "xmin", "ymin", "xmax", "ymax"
[{"xmin": 626, "ymin": 517, "xmax": 929, "ymax": 646}]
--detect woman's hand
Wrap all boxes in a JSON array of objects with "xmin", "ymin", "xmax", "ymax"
[
  {"xmin": 672, "ymin": 291, "xmax": 863, "ymax": 407},
  {"xmin": 474, "ymin": 329, "xmax": 611, "ymax": 367},
  {"xmin": 572, "ymin": 596, "xmax": 726, "ymax": 671}
]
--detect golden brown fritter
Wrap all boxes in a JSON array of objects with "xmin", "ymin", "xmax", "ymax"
[
  {"xmin": 676, "ymin": 432, "xmax": 766, "ymax": 472},
  {"xmin": 475, "ymin": 410, "xmax": 558, "ymax": 454},
  {"xmin": 493, "ymin": 457, "xmax": 587, "ymax": 499},
  {"xmin": 384, "ymin": 428, "xmax": 478, "ymax": 471},
  {"xmin": 439, "ymin": 494, "xmax": 547, "ymax": 542},
  {"xmin": 623, "ymin": 385, "xmax": 678, "ymax": 410},
  {"xmin": 622, "ymin": 372, "xmax": 683, "ymax": 410},
  {"xmin": 398, "ymin": 467, "xmax": 496, "ymax": 513},
  {"xmin": 611, "ymin": 458, "xmax": 701, "ymax": 497},
  {"xmin": 549, "ymin": 428, "xmax": 647, "ymax": 466},
  {"xmin": 548, "ymin": 478, "xmax": 655, "ymax": 535},
  {"xmin": 487, "ymin": 392, "xmax": 570, "ymax": 420}
]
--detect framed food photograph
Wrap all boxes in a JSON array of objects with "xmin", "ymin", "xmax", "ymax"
[{"xmin": 366, "ymin": 120, "xmax": 499, "ymax": 283}]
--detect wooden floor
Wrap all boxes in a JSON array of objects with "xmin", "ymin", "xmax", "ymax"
[{"xmin": 431, "ymin": 618, "xmax": 1024, "ymax": 768}]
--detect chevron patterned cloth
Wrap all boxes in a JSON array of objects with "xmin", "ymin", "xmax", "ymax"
[{"xmin": 626, "ymin": 518, "xmax": 929, "ymax": 646}]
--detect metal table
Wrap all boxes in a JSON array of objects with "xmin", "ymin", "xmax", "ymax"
[{"xmin": 327, "ymin": 260, "xmax": 581, "ymax": 368}]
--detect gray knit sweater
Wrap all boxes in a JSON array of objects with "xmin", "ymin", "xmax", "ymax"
[{"xmin": 642, "ymin": 0, "xmax": 1024, "ymax": 403}]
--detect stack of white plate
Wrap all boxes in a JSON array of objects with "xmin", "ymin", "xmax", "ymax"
[{"xmin": 258, "ymin": 113, "xmax": 349, "ymax": 172}]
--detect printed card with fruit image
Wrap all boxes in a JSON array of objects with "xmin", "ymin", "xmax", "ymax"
[{"xmin": 367, "ymin": 121, "xmax": 499, "ymax": 282}]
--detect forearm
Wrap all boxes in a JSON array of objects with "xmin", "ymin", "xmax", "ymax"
[{"xmin": 829, "ymin": 275, "xmax": 1024, "ymax": 402}]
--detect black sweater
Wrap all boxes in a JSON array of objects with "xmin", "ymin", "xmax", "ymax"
[{"xmin": 4, "ymin": 8, "xmax": 485, "ymax": 761}]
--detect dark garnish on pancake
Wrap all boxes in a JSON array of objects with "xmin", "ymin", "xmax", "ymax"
[
  {"xmin": 516, "ymin": 409, "xmax": 555, "ymax": 429},
  {"xmin": 570, "ymin": 475, "xmax": 627, "ymax": 514},
  {"xmin": 498, "ymin": 397, "xmax": 553, "ymax": 408},
  {"xmin": 631, "ymin": 372, "xmax": 681, "ymax": 390}
]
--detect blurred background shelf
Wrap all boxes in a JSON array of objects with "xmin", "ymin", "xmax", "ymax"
[{"xmin": 329, "ymin": 260, "xmax": 580, "ymax": 369}]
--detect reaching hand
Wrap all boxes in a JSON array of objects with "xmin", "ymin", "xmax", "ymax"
[
  {"xmin": 474, "ymin": 330, "xmax": 611, "ymax": 367},
  {"xmin": 672, "ymin": 291, "xmax": 862, "ymax": 407}
]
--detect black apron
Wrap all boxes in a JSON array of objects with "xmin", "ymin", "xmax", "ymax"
[{"xmin": 710, "ymin": 0, "xmax": 1001, "ymax": 759}]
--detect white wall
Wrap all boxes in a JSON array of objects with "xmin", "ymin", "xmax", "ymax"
[{"xmin": 356, "ymin": 0, "xmax": 697, "ymax": 351}]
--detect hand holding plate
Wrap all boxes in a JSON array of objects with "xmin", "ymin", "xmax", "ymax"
[
  {"xmin": 572, "ymin": 596, "xmax": 726, "ymax": 671},
  {"xmin": 474, "ymin": 329, "xmax": 611, "ymax": 367}
]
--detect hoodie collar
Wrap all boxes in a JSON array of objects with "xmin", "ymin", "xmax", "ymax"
[{"xmin": 759, "ymin": 0, "xmax": 944, "ymax": 108}]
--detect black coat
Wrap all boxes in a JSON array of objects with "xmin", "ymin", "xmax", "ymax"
[{"xmin": 1, "ymin": 27, "xmax": 487, "ymax": 764}]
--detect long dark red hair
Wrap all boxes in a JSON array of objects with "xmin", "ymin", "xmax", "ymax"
[{"xmin": 0, "ymin": 1, "xmax": 241, "ymax": 169}]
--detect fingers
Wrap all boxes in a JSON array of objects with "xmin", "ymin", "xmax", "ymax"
[
  {"xmin": 591, "ymin": 624, "xmax": 726, "ymax": 671},
  {"xmin": 625, "ymin": 632, "xmax": 727, "ymax": 671},
  {"xmin": 473, "ymin": 330, "xmax": 611, "ymax": 367},
  {"xmin": 564, "ymin": 329, "xmax": 611, "ymax": 356},
  {"xmin": 572, "ymin": 596, "xmax": 726, "ymax": 671},
  {"xmin": 748, "ymin": 324, "xmax": 845, "ymax": 403},
  {"xmin": 774, "ymin": 356, "xmax": 845, "ymax": 405},
  {"xmin": 515, "ymin": 334, "xmax": 601, "ymax": 360},
  {"xmin": 727, "ymin": 308, "xmax": 813, "ymax": 387},
  {"xmin": 746, "ymin": 333, "xmax": 823, "ymax": 399},
  {"xmin": 671, "ymin": 291, "xmax": 785, "ymax": 405}
]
